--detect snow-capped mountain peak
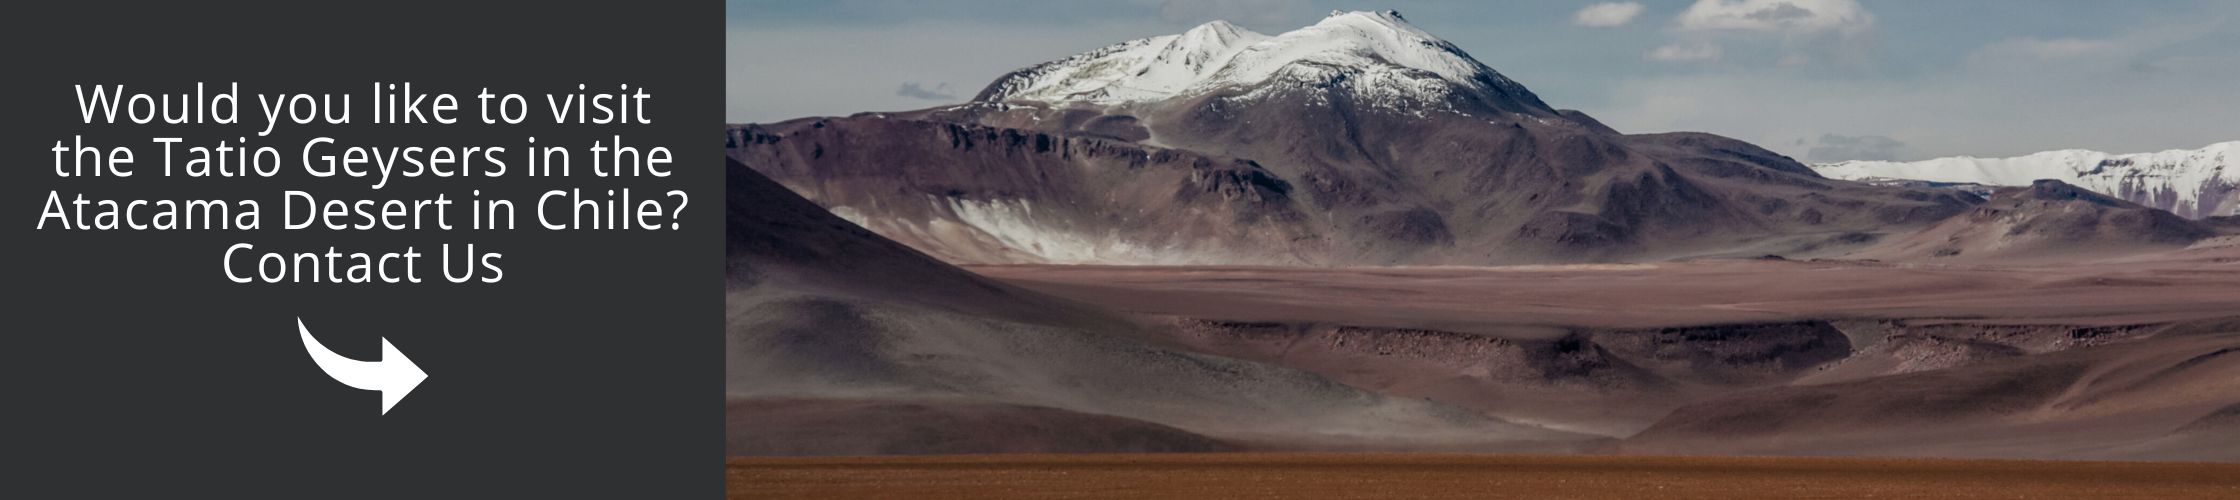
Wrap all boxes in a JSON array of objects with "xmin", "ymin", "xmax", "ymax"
[
  {"xmin": 1207, "ymin": 10, "xmax": 1496, "ymax": 95},
  {"xmin": 1137, "ymin": 20, "xmax": 1268, "ymax": 90},
  {"xmin": 1813, "ymin": 141, "xmax": 2240, "ymax": 219},
  {"xmin": 975, "ymin": 10, "xmax": 1548, "ymax": 115}
]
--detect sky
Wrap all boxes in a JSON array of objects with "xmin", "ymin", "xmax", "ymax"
[{"xmin": 728, "ymin": 0, "xmax": 2240, "ymax": 162}]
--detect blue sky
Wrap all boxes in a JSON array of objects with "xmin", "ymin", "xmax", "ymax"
[{"xmin": 728, "ymin": 0, "xmax": 2240, "ymax": 161}]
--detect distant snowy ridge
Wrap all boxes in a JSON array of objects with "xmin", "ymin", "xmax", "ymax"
[
  {"xmin": 1814, "ymin": 141, "xmax": 2240, "ymax": 219},
  {"xmin": 975, "ymin": 10, "xmax": 1546, "ymax": 114}
]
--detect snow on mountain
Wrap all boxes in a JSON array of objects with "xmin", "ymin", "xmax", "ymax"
[
  {"xmin": 1814, "ymin": 141, "xmax": 2240, "ymax": 219},
  {"xmin": 976, "ymin": 10, "xmax": 1544, "ymax": 114},
  {"xmin": 974, "ymin": 20, "xmax": 1269, "ymax": 104}
]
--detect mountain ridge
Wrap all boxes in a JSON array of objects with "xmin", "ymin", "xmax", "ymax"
[
  {"xmin": 1849, "ymin": 179, "xmax": 2218, "ymax": 261},
  {"xmin": 1815, "ymin": 141, "xmax": 2240, "ymax": 219}
]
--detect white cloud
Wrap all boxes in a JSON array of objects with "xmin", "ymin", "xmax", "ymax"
[
  {"xmin": 1963, "ymin": 17, "xmax": 2230, "ymax": 73},
  {"xmin": 1676, "ymin": 0, "xmax": 1872, "ymax": 35},
  {"xmin": 1805, "ymin": 134, "xmax": 1914, "ymax": 163},
  {"xmin": 1968, "ymin": 37, "xmax": 2121, "ymax": 65},
  {"xmin": 896, "ymin": 82, "xmax": 958, "ymax": 100},
  {"xmin": 1647, "ymin": 41, "xmax": 1723, "ymax": 62},
  {"xmin": 727, "ymin": 21, "xmax": 1173, "ymax": 123},
  {"xmin": 1643, "ymin": 0, "xmax": 1873, "ymax": 67},
  {"xmin": 1573, "ymin": 2, "xmax": 1645, "ymax": 28},
  {"xmin": 1594, "ymin": 11, "xmax": 2240, "ymax": 159},
  {"xmin": 1590, "ymin": 57, "xmax": 2240, "ymax": 162},
  {"xmin": 1156, "ymin": 0, "xmax": 1309, "ymax": 29}
]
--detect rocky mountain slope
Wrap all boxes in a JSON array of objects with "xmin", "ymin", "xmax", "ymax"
[
  {"xmin": 1817, "ymin": 141, "xmax": 2239, "ymax": 219},
  {"xmin": 1851, "ymin": 180, "xmax": 2218, "ymax": 261},
  {"xmin": 729, "ymin": 10, "xmax": 1980, "ymax": 265}
]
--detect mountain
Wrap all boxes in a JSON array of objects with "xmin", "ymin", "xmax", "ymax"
[
  {"xmin": 724, "ymin": 157, "xmax": 1592, "ymax": 454},
  {"xmin": 1815, "ymin": 141, "xmax": 2240, "ymax": 219},
  {"xmin": 1848, "ymin": 179, "xmax": 2218, "ymax": 262},
  {"xmin": 729, "ymin": 11, "xmax": 1979, "ymax": 265}
]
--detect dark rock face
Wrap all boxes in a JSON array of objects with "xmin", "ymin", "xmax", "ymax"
[
  {"xmin": 1358, "ymin": 207, "xmax": 1452, "ymax": 246},
  {"xmin": 730, "ymin": 117, "xmax": 1323, "ymax": 264},
  {"xmin": 1588, "ymin": 321, "xmax": 1853, "ymax": 386},
  {"xmin": 2025, "ymin": 178, "xmax": 2125, "ymax": 206}
]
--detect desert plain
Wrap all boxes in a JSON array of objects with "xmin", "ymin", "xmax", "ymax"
[{"xmin": 728, "ymin": 453, "xmax": 2240, "ymax": 499}]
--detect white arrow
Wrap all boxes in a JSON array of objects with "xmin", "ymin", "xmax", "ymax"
[{"xmin": 297, "ymin": 317, "xmax": 428, "ymax": 415}]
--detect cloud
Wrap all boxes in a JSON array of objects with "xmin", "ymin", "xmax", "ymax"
[
  {"xmin": 1573, "ymin": 2, "xmax": 1645, "ymax": 28},
  {"xmin": 1643, "ymin": 0, "xmax": 1873, "ymax": 67},
  {"xmin": 1962, "ymin": 15, "xmax": 2233, "ymax": 75},
  {"xmin": 1676, "ymin": 0, "xmax": 1872, "ymax": 35},
  {"xmin": 727, "ymin": 20, "xmax": 1171, "ymax": 123},
  {"xmin": 1805, "ymin": 134, "xmax": 1913, "ymax": 163},
  {"xmin": 1590, "ymin": 52, "xmax": 2240, "ymax": 163},
  {"xmin": 1974, "ymin": 37, "xmax": 2119, "ymax": 61},
  {"xmin": 1647, "ymin": 41, "xmax": 1723, "ymax": 62},
  {"xmin": 895, "ymin": 82, "xmax": 958, "ymax": 100},
  {"xmin": 1156, "ymin": 0, "xmax": 1308, "ymax": 29},
  {"xmin": 1964, "ymin": 37, "xmax": 2129, "ymax": 72}
]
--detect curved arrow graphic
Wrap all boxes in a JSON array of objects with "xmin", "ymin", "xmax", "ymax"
[{"xmin": 298, "ymin": 317, "xmax": 428, "ymax": 415}]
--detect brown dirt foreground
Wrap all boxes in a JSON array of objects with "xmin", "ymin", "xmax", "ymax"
[{"xmin": 727, "ymin": 453, "xmax": 2240, "ymax": 500}]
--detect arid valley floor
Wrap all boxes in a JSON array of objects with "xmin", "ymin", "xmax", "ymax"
[
  {"xmin": 965, "ymin": 246, "xmax": 2240, "ymax": 454},
  {"xmin": 727, "ymin": 217, "xmax": 2240, "ymax": 496},
  {"xmin": 728, "ymin": 453, "xmax": 2240, "ymax": 499}
]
